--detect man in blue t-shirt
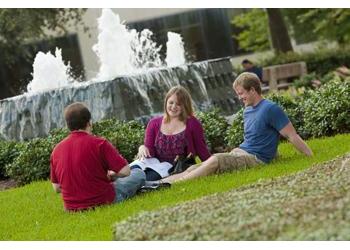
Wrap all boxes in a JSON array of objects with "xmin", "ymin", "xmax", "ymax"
[{"xmin": 162, "ymin": 72, "xmax": 313, "ymax": 184}]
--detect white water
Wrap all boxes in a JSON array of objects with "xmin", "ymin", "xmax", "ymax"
[
  {"xmin": 166, "ymin": 32, "xmax": 186, "ymax": 67},
  {"xmin": 27, "ymin": 48, "xmax": 73, "ymax": 93},
  {"xmin": 92, "ymin": 9, "xmax": 164, "ymax": 81},
  {"xmin": 26, "ymin": 9, "xmax": 187, "ymax": 93}
]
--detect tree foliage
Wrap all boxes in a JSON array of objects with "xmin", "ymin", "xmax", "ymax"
[
  {"xmin": 0, "ymin": 9, "xmax": 87, "ymax": 65},
  {"xmin": 297, "ymin": 9, "xmax": 350, "ymax": 45},
  {"xmin": 232, "ymin": 8, "xmax": 350, "ymax": 53},
  {"xmin": 232, "ymin": 9, "xmax": 270, "ymax": 52}
]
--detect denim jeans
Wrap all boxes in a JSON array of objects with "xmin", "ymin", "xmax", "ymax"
[{"xmin": 113, "ymin": 168, "xmax": 146, "ymax": 203}]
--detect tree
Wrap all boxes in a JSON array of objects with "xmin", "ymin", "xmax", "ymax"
[
  {"xmin": 297, "ymin": 9, "xmax": 350, "ymax": 45},
  {"xmin": 232, "ymin": 9, "xmax": 270, "ymax": 52},
  {"xmin": 0, "ymin": 9, "xmax": 87, "ymax": 98},
  {"xmin": 232, "ymin": 8, "xmax": 293, "ymax": 54},
  {"xmin": 266, "ymin": 9, "xmax": 293, "ymax": 53}
]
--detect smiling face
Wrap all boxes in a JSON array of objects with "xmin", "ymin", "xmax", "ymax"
[
  {"xmin": 166, "ymin": 93, "xmax": 183, "ymax": 118},
  {"xmin": 234, "ymin": 85, "xmax": 256, "ymax": 107}
]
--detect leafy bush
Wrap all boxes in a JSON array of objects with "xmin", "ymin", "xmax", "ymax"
[
  {"xmin": 260, "ymin": 48, "xmax": 350, "ymax": 76},
  {"xmin": 5, "ymin": 138, "xmax": 55, "ymax": 185},
  {"xmin": 48, "ymin": 127, "xmax": 69, "ymax": 143},
  {"xmin": 0, "ymin": 141, "xmax": 26, "ymax": 179},
  {"xmin": 292, "ymin": 71, "xmax": 341, "ymax": 90},
  {"xmin": 93, "ymin": 119, "xmax": 145, "ymax": 162},
  {"xmin": 196, "ymin": 109, "xmax": 229, "ymax": 152},
  {"xmin": 225, "ymin": 109, "xmax": 244, "ymax": 148},
  {"xmin": 302, "ymin": 79, "xmax": 350, "ymax": 137}
]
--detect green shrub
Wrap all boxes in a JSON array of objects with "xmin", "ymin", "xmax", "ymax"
[
  {"xmin": 93, "ymin": 119, "xmax": 145, "ymax": 162},
  {"xmin": 260, "ymin": 48, "xmax": 350, "ymax": 76},
  {"xmin": 196, "ymin": 108, "xmax": 229, "ymax": 152},
  {"xmin": 48, "ymin": 127, "xmax": 69, "ymax": 143},
  {"xmin": 5, "ymin": 138, "xmax": 55, "ymax": 185},
  {"xmin": 302, "ymin": 79, "xmax": 350, "ymax": 137},
  {"xmin": 292, "ymin": 71, "xmax": 341, "ymax": 90},
  {"xmin": 225, "ymin": 109, "xmax": 244, "ymax": 148},
  {"xmin": 0, "ymin": 141, "xmax": 26, "ymax": 179}
]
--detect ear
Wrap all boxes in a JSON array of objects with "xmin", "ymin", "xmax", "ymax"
[{"xmin": 85, "ymin": 120, "xmax": 92, "ymax": 129}]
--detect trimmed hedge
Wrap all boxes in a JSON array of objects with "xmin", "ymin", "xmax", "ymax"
[
  {"xmin": 225, "ymin": 109, "xmax": 244, "ymax": 148},
  {"xmin": 302, "ymin": 80, "xmax": 350, "ymax": 137},
  {"xmin": 260, "ymin": 47, "xmax": 350, "ymax": 76},
  {"xmin": 196, "ymin": 108, "xmax": 229, "ymax": 152},
  {"xmin": 5, "ymin": 138, "xmax": 55, "ymax": 185},
  {"xmin": 1, "ymin": 79, "xmax": 349, "ymax": 185},
  {"xmin": 93, "ymin": 119, "xmax": 145, "ymax": 162},
  {"xmin": 0, "ymin": 141, "xmax": 26, "ymax": 179}
]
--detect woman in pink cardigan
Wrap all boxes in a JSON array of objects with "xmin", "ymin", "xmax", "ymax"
[{"xmin": 134, "ymin": 86, "xmax": 211, "ymax": 181}]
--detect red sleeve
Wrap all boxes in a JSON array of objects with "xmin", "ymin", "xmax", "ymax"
[
  {"xmin": 50, "ymin": 153, "xmax": 58, "ymax": 183},
  {"xmin": 144, "ymin": 117, "xmax": 160, "ymax": 157},
  {"xmin": 100, "ymin": 140, "xmax": 128, "ymax": 173},
  {"xmin": 192, "ymin": 117, "xmax": 211, "ymax": 161}
]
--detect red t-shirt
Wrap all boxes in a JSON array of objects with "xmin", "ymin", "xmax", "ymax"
[{"xmin": 50, "ymin": 131, "xmax": 127, "ymax": 211}]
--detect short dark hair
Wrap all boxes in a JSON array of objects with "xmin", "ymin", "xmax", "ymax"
[
  {"xmin": 233, "ymin": 72, "xmax": 262, "ymax": 95},
  {"xmin": 64, "ymin": 102, "xmax": 91, "ymax": 131},
  {"xmin": 241, "ymin": 59, "xmax": 253, "ymax": 64}
]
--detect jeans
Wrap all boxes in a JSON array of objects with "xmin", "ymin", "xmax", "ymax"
[{"xmin": 113, "ymin": 168, "xmax": 146, "ymax": 203}]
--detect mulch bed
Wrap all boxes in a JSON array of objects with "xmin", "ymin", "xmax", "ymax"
[{"xmin": 0, "ymin": 179, "xmax": 18, "ymax": 191}]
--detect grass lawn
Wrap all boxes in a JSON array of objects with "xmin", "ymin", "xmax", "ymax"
[{"xmin": 0, "ymin": 134, "xmax": 349, "ymax": 240}]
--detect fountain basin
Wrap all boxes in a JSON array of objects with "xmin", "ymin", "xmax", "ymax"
[{"xmin": 0, "ymin": 57, "xmax": 240, "ymax": 141}]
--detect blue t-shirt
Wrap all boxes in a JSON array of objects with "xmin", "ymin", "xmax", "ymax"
[{"xmin": 239, "ymin": 99, "xmax": 289, "ymax": 163}]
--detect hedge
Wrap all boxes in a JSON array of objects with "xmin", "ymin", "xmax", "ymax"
[
  {"xmin": 1, "ymin": 79, "xmax": 349, "ymax": 185},
  {"xmin": 259, "ymin": 47, "xmax": 350, "ymax": 76}
]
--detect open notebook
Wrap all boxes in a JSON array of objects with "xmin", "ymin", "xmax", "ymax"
[{"xmin": 130, "ymin": 158, "xmax": 173, "ymax": 178}]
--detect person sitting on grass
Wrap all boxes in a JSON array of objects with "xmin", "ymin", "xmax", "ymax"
[
  {"xmin": 132, "ymin": 85, "xmax": 211, "ymax": 182},
  {"xmin": 158, "ymin": 72, "xmax": 313, "ymax": 184},
  {"xmin": 50, "ymin": 102, "xmax": 146, "ymax": 212}
]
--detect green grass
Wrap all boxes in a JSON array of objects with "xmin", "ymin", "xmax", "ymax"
[{"xmin": 0, "ymin": 134, "xmax": 350, "ymax": 240}]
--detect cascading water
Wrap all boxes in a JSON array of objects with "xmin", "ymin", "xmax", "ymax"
[{"xmin": 0, "ymin": 9, "xmax": 239, "ymax": 141}]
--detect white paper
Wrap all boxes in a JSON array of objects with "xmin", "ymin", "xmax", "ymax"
[{"xmin": 130, "ymin": 158, "xmax": 173, "ymax": 178}]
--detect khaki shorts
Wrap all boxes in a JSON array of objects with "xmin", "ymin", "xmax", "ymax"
[{"xmin": 214, "ymin": 148, "xmax": 264, "ymax": 174}]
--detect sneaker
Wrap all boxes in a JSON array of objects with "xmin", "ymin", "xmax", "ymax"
[{"xmin": 138, "ymin": 182, "xmax": 171, "ymax": 193}]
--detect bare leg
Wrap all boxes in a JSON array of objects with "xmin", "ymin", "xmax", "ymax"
[
  {"xmin": 162, "ymin": 163, "xmax": 201, "ymax": 183},
  {"xmin": 162, "ymin": 155, "xmax": 219, "ymax": 183}
]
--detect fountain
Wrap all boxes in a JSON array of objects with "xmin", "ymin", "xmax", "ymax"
[
  {"xmin": 27, "ymin": 48, "xmax": 75, "ymax": 93},
  {"xmin": 165, "ymin": 32, "xmax": 186, "ymax": 67},
  {"xmin": 0, "ymin": 9, "xmax": 240, "ymax": 141}
]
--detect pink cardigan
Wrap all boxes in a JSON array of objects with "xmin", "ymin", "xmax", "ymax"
[{"xmin": 144, "ymin": 116, "xmax": 211, "ymax": 162}]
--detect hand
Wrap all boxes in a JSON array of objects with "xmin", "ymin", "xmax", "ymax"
[
  {"xmin": 137, "ymin": 145, "xmax": 150, "ymax": 160},
  {"xmin": 107, "ymin": 170, "xmax": 117, "ymax": 181}
]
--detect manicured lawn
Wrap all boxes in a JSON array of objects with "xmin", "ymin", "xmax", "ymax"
[{"xmin": 0, "ymin": 134, "xmax": 349, "ymax": 240}]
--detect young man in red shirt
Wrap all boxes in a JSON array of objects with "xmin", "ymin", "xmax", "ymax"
[{"xmin": 50, "ymin": 102, "xmax": 146, "ymax": 211}]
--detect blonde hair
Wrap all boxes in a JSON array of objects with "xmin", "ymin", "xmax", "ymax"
[
  {"xmin": 233, "ymin": 72, "xmax": 262, "ymax": 94},
  {"xmin": 163, "ymin": 86, "xmax": 194, "ymax": 123}
]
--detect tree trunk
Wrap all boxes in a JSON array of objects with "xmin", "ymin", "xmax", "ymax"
[{"xmin": 266, "ymin": 8, "xmax": 294, "ymax": 53}]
